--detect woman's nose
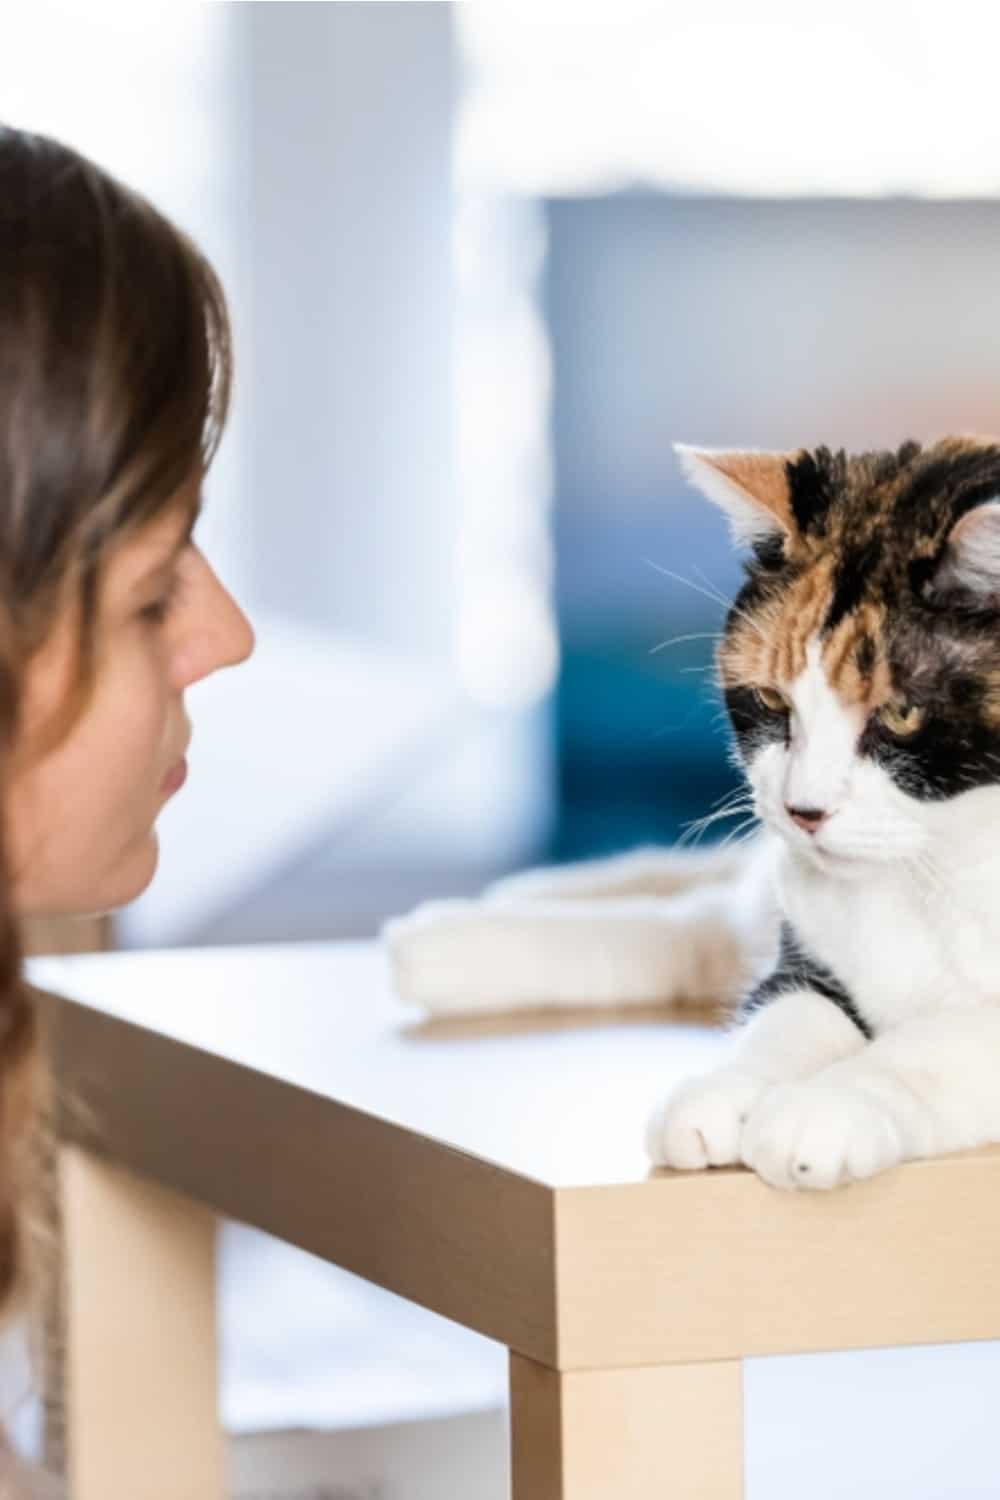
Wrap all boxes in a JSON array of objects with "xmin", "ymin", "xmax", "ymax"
[
  {"xmin": 217, "ymin": 588, "xmax": 256, "ymax": 671},
  {"xmin": 174, "ymin": 555, "xmax": 256, "ymax": 689}
]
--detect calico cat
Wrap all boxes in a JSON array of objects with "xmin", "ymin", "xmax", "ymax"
[{"xmin": 386, "ymin": 436, "xmax": 1000, "ymax": 1190}]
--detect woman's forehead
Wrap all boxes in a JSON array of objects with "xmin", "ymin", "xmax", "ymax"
[{"xmin": 107, "ymin": 483, "xmax": 201, "ymax": 596}]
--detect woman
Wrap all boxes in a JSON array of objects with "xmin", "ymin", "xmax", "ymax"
[{"xmin": 0, "ymin": 125, "xmax": 254, "ymax": 1485}]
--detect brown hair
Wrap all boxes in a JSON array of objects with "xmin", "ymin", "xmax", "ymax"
[{"xmin": 0, "ymin": 124, "xmax": 232, "ymax": 1406}]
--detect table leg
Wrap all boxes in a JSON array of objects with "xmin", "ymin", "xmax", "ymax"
[
  {"xmin": 509, "ymin": 1352, "xmax": 743, "ymax": 1499},
  {"xmin": 58, "ymin": 1145, "xmax": 224, "ymax": 1500}
]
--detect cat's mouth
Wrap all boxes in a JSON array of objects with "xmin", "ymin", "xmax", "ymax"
[
  {"xmin": 754, "ymin": 789, "xmax": 900, "ymax": 872},
  {"xmin": 766, "ymin": 806, "xmax": 869, "ymax": 872},
  {"xmin": 781, "ymin": 834, "xmax": 878, "ymax": 883},
  {"xmin": 784, "ymin": 823, "xmax": 843, "ymax": 866},
  {"xmin": 778, "ymin": 819, "xmax": 921, "ymax": 877}
]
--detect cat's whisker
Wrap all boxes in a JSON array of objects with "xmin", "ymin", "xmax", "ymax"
[
  {"xmin": 711, "ymin": 784, "xmax": 753, "ymax": 810},
  {"xmin": 718, "ymin": 815, "xmax": 761, "ymax": 851},
  {"xmin": 677, "ymin": 807, "xmax": 755, "ymax": 847},
  {"xmin": 642, "ymin": 560, "xmax": 768, "ymax": 645},
  {"xmin": 649, "ymin": 630, "xmax": 719, "ymax": 657},
  {"xmin": 678, "ymin": 800, "xmax": 756, "ymax": 849},
  {"xmin": 684, "ymin": 798, "xmax": 756, "ymax": 833},
  {"xmin": 690, "ymin": 566, "xmax": 736, "ymax": 613},
  {"xmin": 692, "ymin": 564, "xmax": 773, "ymax": 645}
]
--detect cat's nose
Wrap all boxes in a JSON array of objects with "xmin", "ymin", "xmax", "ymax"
[{"xmin": 786, "ymin": 804, "xmax": 828, "ymax": 835}]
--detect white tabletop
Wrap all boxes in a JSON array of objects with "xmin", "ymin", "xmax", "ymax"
[
  {"xmin": 29, "ymin": 940, "xmax": 719, "ymax": 1189},
  {"xmin": 29, "ymin": 936, "xmax": 1000, "ymax": 1500}
]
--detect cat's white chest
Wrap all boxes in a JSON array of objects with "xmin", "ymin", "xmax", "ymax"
[{"xmin": 776, "ymin": 849, "xmax": 990, "ymax": 1029}]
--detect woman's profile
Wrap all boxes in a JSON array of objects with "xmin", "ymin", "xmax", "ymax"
[{"xmin": 0, "ymin": 124, "xmax": 255, "ymax": 1492}]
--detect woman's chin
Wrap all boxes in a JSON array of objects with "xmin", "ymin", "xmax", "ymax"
[
  {"xmin": 111, "ymin": 829, "xmax": 161, "ymax": 908},
  {"xmin": 65, "ymin": 830, "xmax": 162, "ymax": 917}
]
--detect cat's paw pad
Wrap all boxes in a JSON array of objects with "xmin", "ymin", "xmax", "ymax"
[
  {"xmin": 741, "ymin": 1080, "xmax": 903, "ymax": 1190},
  {"xmin": 646, "ymin": 1069, "xmax": 771, "ymax": 1171}
]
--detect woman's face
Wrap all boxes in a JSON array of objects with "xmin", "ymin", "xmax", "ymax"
[{"xmin": 6, "ymin": 475, "xmax": 255, "ymax": 917}]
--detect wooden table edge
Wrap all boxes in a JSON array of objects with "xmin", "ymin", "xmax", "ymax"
[
  {"xmin": 38, "ymin": 984, "xmax": 1000, "ymax": 1375},
  {"xmin": 552, "ymin": 1149, "xmax": 1000, "ymax": 1368},
  {"xmin": 35, "ymin": 985, "xmax": 561, "ymax": 1366}
]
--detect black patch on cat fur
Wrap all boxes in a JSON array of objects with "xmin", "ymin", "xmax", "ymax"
[
  {"xmin": 894, "ymin": 449, "xmax": 997, "ymax": 522},
  {"xmin": 786, "ymin": 447, "xmax": 845, "ymax": 535},
  {"xmin": 826, "ymin": 535, "xmax": 884, "ymax": 631},
  {"xmin": 750, "ymin": 533, "xmax": 787, "ymax": 571},
  {"xmin": 723, "ymin": 685, "xmax": 788, "ymax": 757},
  {"xmin": 860, "ymin": 649, "xmax": 999, "ymax": 799},
  {"xmin": 907, "ymin": 555, "xmax": 939, "ymax": 598},
  {"xmin": 743, "ymin": 922, "xmax": 873, "ymax": 1039},
  {"xmin": 724, "ymin": 438, "xmax": 1000, "ymax": 804},
  {"xmin": 855, "ymin": 633, "xmax": 876, "ymax": 677}
]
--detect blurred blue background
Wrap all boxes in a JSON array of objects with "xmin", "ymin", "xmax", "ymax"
[{"xmin": 544, "ymin": 192, "xmax": 1000, "ymax": 858}]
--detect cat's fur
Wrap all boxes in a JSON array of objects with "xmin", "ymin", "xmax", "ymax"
[{"xmin": 386, "ymin": 436, "xmax": 1000, "ymax": 1190}]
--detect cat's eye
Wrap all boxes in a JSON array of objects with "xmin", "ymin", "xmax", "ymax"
[
  {"xmin": 753, "ymin": 686, "xmax": 788, "ymax": 714},
  {"xmin": 877, "ymin": 701, "xmax": 925, "ymax": 738}
]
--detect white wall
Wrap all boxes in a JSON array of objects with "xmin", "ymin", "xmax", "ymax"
[
  {"xmin": 242, "ymin": 1, "xmax": 458, "ymax": 662},
  {"xmin": 229, "ymin": 1, "xmax": 550, "ymax": 874},
  {"xmin": 3, "ymin": 5, "xmax": 551, "ymax": 953}
]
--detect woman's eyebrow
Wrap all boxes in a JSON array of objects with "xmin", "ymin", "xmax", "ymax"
[
  {"xmin": 130, "ymin": 499, "xmax": 202, "ymax": 590},
  {"xmin": 155, "ymin": 520, "xmax": 196, "ymax": 572}
]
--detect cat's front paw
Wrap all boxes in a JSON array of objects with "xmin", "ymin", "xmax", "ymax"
[
  {"xmin": 646, "ymin": 1068, "xmax": 771, "ymax": 1171},
  {"xmin": 741, "ymin": 1079, "xmax": 904, "ymax": 1190}
]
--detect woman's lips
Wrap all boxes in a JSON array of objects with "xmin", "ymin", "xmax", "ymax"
[{"xmin": 161, "ymin": 757, "xmax": 188, "ymax": 797}]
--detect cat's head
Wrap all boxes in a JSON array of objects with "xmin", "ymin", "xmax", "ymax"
[{"xmin": 678, "ymin": 437, "xmax": 1000, "ymax": 872}]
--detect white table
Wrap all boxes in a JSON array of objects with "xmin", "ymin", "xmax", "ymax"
[{"xmin": 29, "ymin": 942, "xmax": 1000, "ymax": 1499}]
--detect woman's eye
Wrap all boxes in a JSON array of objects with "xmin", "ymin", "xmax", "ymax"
[
  {"xmin": 877, "ymin": 700, "xmax": 925, "ymax": 738},
  {"xmin": 753, "ymin": 685, "xmax": 788, "ymax": 713},
  {"xmin": 139, "ymin": 575, "xmax": 182, "ymax": 627}
]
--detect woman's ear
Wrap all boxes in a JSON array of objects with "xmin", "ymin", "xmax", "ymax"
[
  {"xmin": 675, "ymin": 444, "xmax": 798, "ymax": 547},
  {"xmin": 935, "ymin": 499, "xmax": 1000, "ymax": 597}
]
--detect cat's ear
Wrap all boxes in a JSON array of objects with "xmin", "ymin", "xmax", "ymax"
[
  {"xmin": 674, "ymin": 445, "xmax": 796, "ymax": 546},
  {"xmin": 936, "ymin": 500, "xmax": 1000, "ymax": 596}
]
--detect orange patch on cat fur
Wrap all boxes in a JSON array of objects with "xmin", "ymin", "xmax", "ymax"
[
  {"xmin": 719, "ymin": 578, "xmax": 891, "ymax": 714},
  {"xmin": 707, "ymin": 450, "xmax": 800, "ymax": 534},
  {"xmin": 822, "ymin": 605, "xmax": 893, "ymax": 711},
  {"xmin": 719, "ymin": 560, "xmax": 835, "ymax": 689}
]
